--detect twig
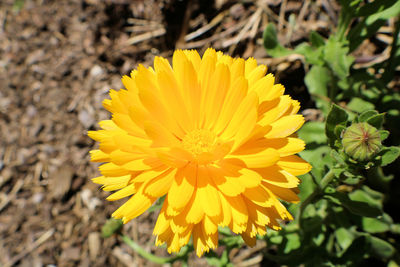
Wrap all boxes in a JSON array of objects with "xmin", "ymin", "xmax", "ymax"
[
  {"xmin": 182, "ymin": 19, "xmax": 248, "ymax": 49},
  {"xmin": 185, "ymin": 11, "xmax": 227, "ymax": 42},
  {"xmin": 126, "ymin": 28, "xmax": 166, "ymax": 45},
  {"xmin": 127, "ymin": 18, "xmax": 159, "ymax": 26},
  {"xmin": 297, "ymin": 0, "xmax": 310, "ymax": 26},
  {"xmin": 236, "ymin": 254, "xmax": 263, "ymax": 267},
  {"xmin": 4, "ymin": 229, "xmax": 55, "ymax": 267},
  {"xmin": 223, "ymin": 7, "xmax": 263, "ymax": 48},
  {"xmin": 175, "ymin": 0, "xmax": 193, "ymax": 48},
  {"xmin": 0, "ymin": 179, "xmax": 24, "ymax": 212},
  {"xmin": 278, "ymin": 0, "xmax": 287, "ymax": 31}
]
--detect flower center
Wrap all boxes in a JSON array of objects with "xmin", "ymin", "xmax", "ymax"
[{"xmin": 182, "ymin": 129, "xmax": 218, "ymax": 156}]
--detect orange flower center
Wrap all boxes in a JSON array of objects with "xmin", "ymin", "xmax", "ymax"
[{"xmin": 182, "ymin": 129, "xmax": 218, "ymax": 156}]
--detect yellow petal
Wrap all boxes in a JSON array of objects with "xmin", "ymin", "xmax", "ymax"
[
  {"xmin": 213, "ymin": 76, "xmax": 248, "ymax": 135},
  {"xmin": 112, "ymin": 113, "xmax": 146, "ymax": 138},
  {"xmin": 243, "ymin": 185, "xmax": 274, "ymax": 207},
  {"xmin": 263, "ymin": 183, "xmax": 300, "ymax": 203},
  {"xmin": 99, "ymin": 163, "xmax": 130, "ymax": 177},
  {"xmin": 197, "ymin": 167, "xmax": 222, "ymax": 217},
  {"xmin": 228, "ymin": 148, "xmax": 279, "ymax": 168},
  {"xmin": 123, "ymin": 158, "xmax": 164, "ymax": 171},
  {"xmin": 156, "ymin": 70, "xmax": 191, "ymax": 133},
  {"xmin": 245, "ymin": 57, "xmax": 258, "ymax": 77},
  {"xmin": 203, "ymin": 63, "xmax": 230, "ymax": 129},
  {"xmin": 90, "ymin": 149, "xmax": 110, "ymax": 162},
  {"xmin": 224, "ymin": 195, "xmax": 248, "ymax": 227},
  {"xmin": 107, "ymin": 183, "xmax": 138, "ymax": 201},
  {"xmin": 266, "ymin": 114, "xmax": 305, "ymax": 138},
  {"xmin": 143, "ymin": 121, "xmax": 180, "ymax": 147},
  {"xmin": 153, "ymin": 203, "xmax": 170, "ymax": 235},
  {"xmin": 247, "ymin": 64, "xmax": 267, "ymax": 87},
  {"xmin": 184, "ymin": 50, "xmax": 202, "ymax": 70},
  {"xmin": 254, "ymin": 165, "xmax": 300, "ymax": 188},
  {"xmin": 144, "ymin": 169, "xmax": 175, "ymax": 197},
  {"xmin": 277, "ymin": 155, "xmax": 312, "ymax": 176},
  {"xmin": 112, "ymin": 188, "xmax": 156, "ymax": 223},
  {"xmin": 110, "ymin": 149, "xmax": 144, "ymax": 165},
  {"xmin": 203, "ymin": 215, "xmax": 218, "ymax": 235},
  {"xmin": 167, "ymin": 164, "xmax": 196, "ymax": 211},
  {"xmin": 220, "ymin": 92, "xmax": 258, "ymax": 142},
  {"xmin": 207, "ymin": 165, "xmax": 245, "ymax": 196},
  {"xmin": 230, "ymin": 58, "xmax": 245, "ymax": 83},
  {"xmin": 185, "ymin": 188, "xmax": 205, "ymax": 224}
]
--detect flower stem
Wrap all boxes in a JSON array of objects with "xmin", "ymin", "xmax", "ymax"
[
  {"xmin": 121, "ymin": 234, "xmax": 189, "ymax": 264},
  {"xmin": 298, "ymin": 170, "xmax": 335, "ymax": 228}
]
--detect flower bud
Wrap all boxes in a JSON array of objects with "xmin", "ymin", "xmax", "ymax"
[{"xmin": 341, "ymin": 122, "xmax": 382, "ymax": 161}]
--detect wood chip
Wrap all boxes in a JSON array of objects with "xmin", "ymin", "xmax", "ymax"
[
  {"xmin": 88, "ymin": 232, "xmax": 101, "ymax": 261},
  {"xmin": 48, "ymin": 165, "xmax": 74, "ymax": 200}
]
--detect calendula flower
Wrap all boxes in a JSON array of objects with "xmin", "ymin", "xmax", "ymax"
[{"xmin": 89, "ymin": 48, "xmax": 311, "ymax": 256}]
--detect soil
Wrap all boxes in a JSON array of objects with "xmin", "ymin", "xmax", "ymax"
[{"xmin": 0, "ymin": 0, "xmax": 395, "ymax": 266}]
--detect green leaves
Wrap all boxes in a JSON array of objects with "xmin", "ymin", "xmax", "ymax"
[
  {"xmin": 368, "ymin": 236, "xmax": 395, "ymax": 259},
  {"xmin": 325, "ymin": 104, "xmax": 348, "ymax": 147},
  {"xmin": 261, "ymin": 1, "xmax": 400, "ymax": 266},
  {"xmin": 378, "ymin": 146, "xmax": 400, "ymax": 166},
  {"xmin": 326, "ymin": 190, "xmax": 382, "ymax": 218},
  {"xmin": 304, "ymin": 66, "xmax": 331, "ymax": 113},
  {"xmin": 263, "ymin": 24, "xmax": 291, "ymax": 57},
  {"xmin": 324, "ymin": 37, "xmax": 354, "ymax": 79}
]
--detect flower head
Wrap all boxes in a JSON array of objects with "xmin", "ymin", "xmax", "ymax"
[
  {"xmin": 89, "ymin": 48, "xmax": 311, "ymax": 256},
  {"xmin": 342, "ymin": 122, "xmax": 382, "ymax": 161}
]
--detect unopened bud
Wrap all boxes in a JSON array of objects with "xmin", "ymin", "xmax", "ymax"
[{"xmin": 341, "ymin": 122, "xmax": 382, "ymax": 161}]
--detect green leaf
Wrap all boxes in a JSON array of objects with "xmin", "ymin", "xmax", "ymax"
[
  {"xmin": 263, "ymin": 24, "xmax": 291, "ymax": 57},
  {"xmin": 347, "ymin": 97, "xmax": 375, "ymax": 113},
  {"xmin": 358, "ymin": 110, "xmax": 378, "ymax": 122},
  {"xmin": 334, "ymin": 124, "xmax": 346, "ymax": 139},
  {"xmin": 298, "ymin": 121, "xmax": 327, "ymax": 144},
  {"xmin": 335, "ymin": 227, "xmax": 354, "ymax": 252},
  {"xmin": 283, "ymin": 233, "xmax": 301, "ymax": 253},
  {"xmin": 379, "ymin": 130, "xmax": 390, "ymax": 141},
  {"xmin": 323, "ymin": 37, "xmax": 354, "ymax": 79},
  {"xmin": 362, "ymin": 217, "xmax": 390, "ymax": 233},
  {"xmin": 325, "ymin": 104, "xmax": 348, "ymax": 147},
  {"xmin": 327, "ymin": 191, "xmax": 381, "ymax": 217},
  {"xmin": 348, "ymin": 1, "xmax": 400, "ymax": 52},
  {"xmin": 378, "ymin": 146, "xmax": 400, "ymax": 166},
  {"xmin": 368, "ymin": 236, "xmax": 395, "ymax": 259},
  {"xmin": 305, "ymin": 66, "xmax": 332, "ymax": 113},
  {"xmin": 356, "ymin": 0, "xmax": 398, "ymax": 17},
  {"xmin": 366, "ymin": 113, "xmax": 385, "ymax": 129},
  {"xmin": 310, "ymin": 31, "xmax": 325, "ymax": 48},
  {"xmin": 294, "ymin": 43, "xmax": 324, "ymax": 65}
]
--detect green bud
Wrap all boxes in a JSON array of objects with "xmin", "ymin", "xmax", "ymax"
[
  {"xmin": 101, "ymin": 218, "xmax": 123, "ymax": 238},
  {"xmin": 341, "ymin": 122, "xmax": 382, "ymax": 161}
]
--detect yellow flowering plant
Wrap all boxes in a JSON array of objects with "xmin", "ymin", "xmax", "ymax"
[{"xmin": 89, "ymin": 48, "xmax": 311, "ymax": 257}]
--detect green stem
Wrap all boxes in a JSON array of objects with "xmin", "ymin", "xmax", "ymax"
[
  {"xmin": 121, "ymin": 234, "xmax": 189, "ymax": 264},
  {"xmin": 298, "ymin": 170, "xmax": 335, "ymax": 228}
]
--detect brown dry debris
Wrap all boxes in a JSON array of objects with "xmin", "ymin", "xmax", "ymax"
[{"xmin": 0, "ymin": 0, "xmax": 391, "ymax": 266}]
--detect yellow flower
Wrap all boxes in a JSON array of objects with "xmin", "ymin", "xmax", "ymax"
[{"xmin": 89, "ymin": 48, "xmax": 311, "ymax": 256}]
